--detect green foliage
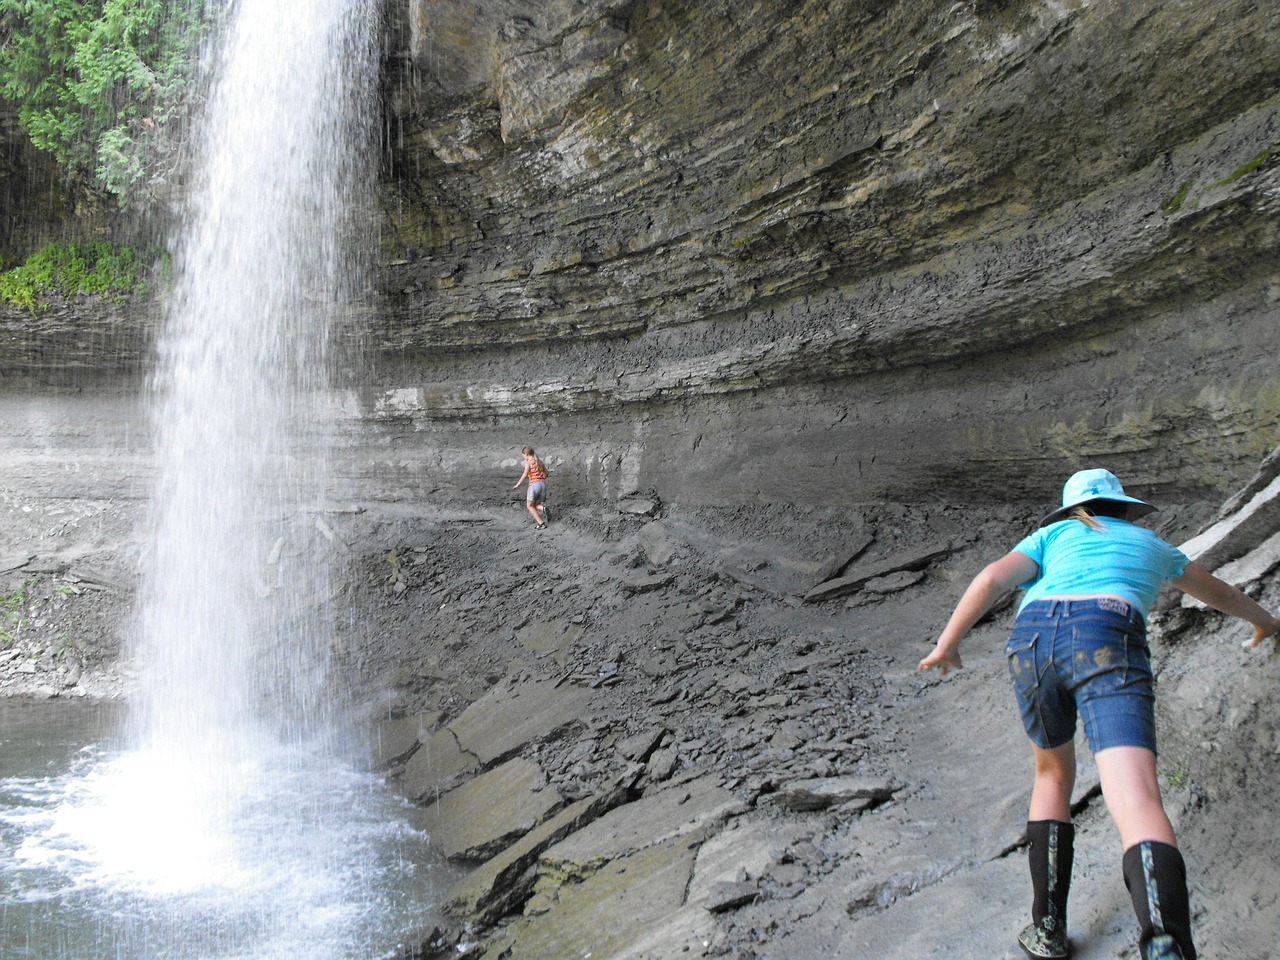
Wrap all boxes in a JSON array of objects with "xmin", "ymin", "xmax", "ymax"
[
  {"xmin": 0, "ymin": 240, "xmax": 143, "ymax": 310},
  {"xmin": 0, "ymin": 0, "xmax": 209, "ymax": 206},
  {"xmin": 0, "ymin": 578, "xmax": 33, "ymax": 647}
]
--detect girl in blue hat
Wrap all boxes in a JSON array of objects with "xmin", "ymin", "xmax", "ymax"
[{"xmin": 919, "ymin": 468, "xmax": 1280, "ymax": 960}]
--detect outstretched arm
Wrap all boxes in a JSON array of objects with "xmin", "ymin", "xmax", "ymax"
[
  {"xmin": 1171, "ymin": 561, "xmax": 1280, "ymax": 648},
  {"xmin": 512, "ymin": 463, "xmax": 529, "ymax": 489},
  {"xmin": 919, "ymin": 551, "xmax": 1039, "ymax": 675}
]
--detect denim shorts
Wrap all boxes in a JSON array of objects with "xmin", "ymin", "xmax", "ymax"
[
  {"xmin": 1006, "ymin": 598, "xmax": 1157, "ymax": 754},
  {"xmin": 527, "ymin": 480, "xmax": 546, "ymax": 504}
]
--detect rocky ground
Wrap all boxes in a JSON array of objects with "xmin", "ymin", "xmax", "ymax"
[{"xmin": 3, "ymin": 454, "xmax": 1279, "ymax": 960}]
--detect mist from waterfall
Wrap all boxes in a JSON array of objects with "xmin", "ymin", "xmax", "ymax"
[{"xmin": 0, "ymin": 2, "xmax": 456, "ymax": 957}]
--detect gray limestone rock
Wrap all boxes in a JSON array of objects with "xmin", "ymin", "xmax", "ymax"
[
  {"xmin": 769, "ymin": 775, "xmax": 900, "ymax": 813},
  {"xmin": 449, "ymin": 679, "xmax": 596, "ymax": 766},
  {"xmin": 615, "ymin": 727, "xmax": 666, "ymax": 762},
  {"xmin": 419, "ymin": 757, "xmax": 562, "ymax": 862}
]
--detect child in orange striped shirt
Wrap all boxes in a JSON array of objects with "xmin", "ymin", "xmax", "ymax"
[{"xmin": 513, "ymin": 446, "xmax": 549, "ymax": 528}]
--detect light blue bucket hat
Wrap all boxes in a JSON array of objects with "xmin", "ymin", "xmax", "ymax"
[{"xmin": 1038, "ymin": 468, "xmax": 1157, "ymax": 527}]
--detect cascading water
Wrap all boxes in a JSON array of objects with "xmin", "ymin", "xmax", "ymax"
[
  {"xmin": 133, "ymin": 0, "xmax": 375, "ymax": 799},
  {"xmin": 0, "ymin": 1, "xmax": 456, "ymax": 956}
]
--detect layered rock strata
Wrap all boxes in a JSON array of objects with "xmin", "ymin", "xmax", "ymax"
[
  {"xmin": 4, "ymin": 1, "xmax": 1278, "ymax": 513},
  {"xmin": 363, "ymin": 0, "xmax": 1280, "ymax": 510}
]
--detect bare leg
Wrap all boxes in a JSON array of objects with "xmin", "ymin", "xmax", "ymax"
[
  {"xmin": 1029, "ymin": 740, "xmax": 1077, "ymax": 823},
  {"xmin": 1017, "ymin": 742, "xmax": 1077, "ymax": 959},
  {"xmin": 526, "ymin": 500, "xmax": 543, "ymax": 524},
  {"xmin": 1094, "ymin": 746, "xmax": 1176, "ymax": 848},
  {"xmin": 1100, "ymin": 747, "xmax": 1193, "ymax": 957}
]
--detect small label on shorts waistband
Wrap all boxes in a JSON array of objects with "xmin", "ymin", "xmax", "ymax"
[{"xmin": 1097, "ymin": 597, "xmax": 1130, "ymax": 616}]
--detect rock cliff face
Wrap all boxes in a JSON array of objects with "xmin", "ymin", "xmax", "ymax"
[
  {"xmin": 361, "ymin": 0, "xmax": 1280, "ymax": 511},
  {"xmin": 3, "ymin": 0, "xmax": 1278, "ymax": 514}
]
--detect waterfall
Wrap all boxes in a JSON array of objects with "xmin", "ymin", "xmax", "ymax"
[
  {"xmin": 135, "ymin": 0, "xmax": 375, "ymax": 757},
  {"xmin": 124, "ymin": 0, "xmax": 379, "ymax": 873},
  {"xmin": 0, "ymin": 2, "xmax": 455, "ymax": 957}
]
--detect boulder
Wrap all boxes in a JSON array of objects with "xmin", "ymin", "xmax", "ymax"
[
  {"xmin": 615, "ymin": 727, "xmax": 666, "ymax": 762},
  {"xmin": 638, "ymin": 520, "xmax": 679, "ymax": 565}
]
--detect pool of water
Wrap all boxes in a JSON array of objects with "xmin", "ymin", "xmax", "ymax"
[{"xmin": 0, "ymin": 699, "xmax": 459, "ymax": 960}]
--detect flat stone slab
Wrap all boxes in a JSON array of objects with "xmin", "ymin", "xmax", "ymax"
[
  {"xmin": 617, "ymin": 497, "xmax": 660, "ymax": 517},
  {"xmin": 481, "ymin": 833, "xmax": 710, "ymax": 960},
  {"xmin": 803, "ymin": 542, "xmax": 953, "ymax": 603},
  {"xmin": 864, "ymin": 568, "xmax": 926, "ymax": 594},
  {"xmin": 370, "ymin": 710, "xmax": 441, "ymax": 767},
  {"xmin": 685, "ymin": 815, "xmax": 816, "ymax": 908},
  {"xmin": 810, "ymin": 531, "xmax": 875, "ymax": 587},
  {"xmin": 399, "ymin": 727, "xmax": 479, "ymax": 802},
  {"xmin": 769, "ymin": 774, "xmax": 900, "ymax": 813},
  {"xmin": 450, "ymin": 679, "xmax": 595, "ymax": 766},
  {"xmin": 620, "ymin": 572, "xmax": 675, "ymax": 595},
  {"xmin": 516, "ymin": 619, "xmax": 583, "ymax": 665},
  {"xmin": 615, "ymin": 726, "xmax": 666, "ymax": 762},
  {"xmin": 639, "ymin": 520, "xmax": 679, "ymax": 565},
  {"xmin": 1180, "ymin": 471, "xmax": 1280, "ymax": 569},
  {"xmin": 445, "ymin": 772, "xmax": 635, "ymax": 924},
  {"xmin": 1183, "ymin": 528, "xmax": 1280, "ymax": 609},
  {"xmin": 419, "ymin": 757, "xmax": 562, "ymax": 862},
  {"xmin": 0, "ymin": 553, "xmax": 36, "ymax": 575},
  {"xmin": 703, "ymin": 878, "xmax": 758, "ymax": 912},
  {"xmin": 539, "ymin": 774, "xmax": 747, "ymax": 880}
]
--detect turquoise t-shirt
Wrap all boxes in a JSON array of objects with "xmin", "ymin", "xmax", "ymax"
[{"xmin": 1012, "ymin": 517, "xmax": 1190, "ymax": 619}]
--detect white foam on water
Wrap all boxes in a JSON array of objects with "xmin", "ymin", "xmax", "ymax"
[{"xmin": 2, "ymin": 738, "xmax": 444, "ymax": 960}]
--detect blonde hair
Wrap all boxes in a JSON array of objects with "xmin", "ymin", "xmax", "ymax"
[
  {"xmin": 1070, "ymin": 498, "xmax": 1134, "ymax": 530},
  {"xmin": 1070, "ymin": 506, "xmax": 1106, "ymax": 531},
  {"xmin": 522, "ymin": 446, "xmax": 545, "ymax": 472}
]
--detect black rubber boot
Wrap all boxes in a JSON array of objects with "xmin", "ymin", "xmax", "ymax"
[
  {"xmin": 1122, "ymin": 841, "xmax": 1197, "ymax": 960},
  {"xmin": 1018, "ymin": 820, "xmax": 1074, "ymax": 959}
]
